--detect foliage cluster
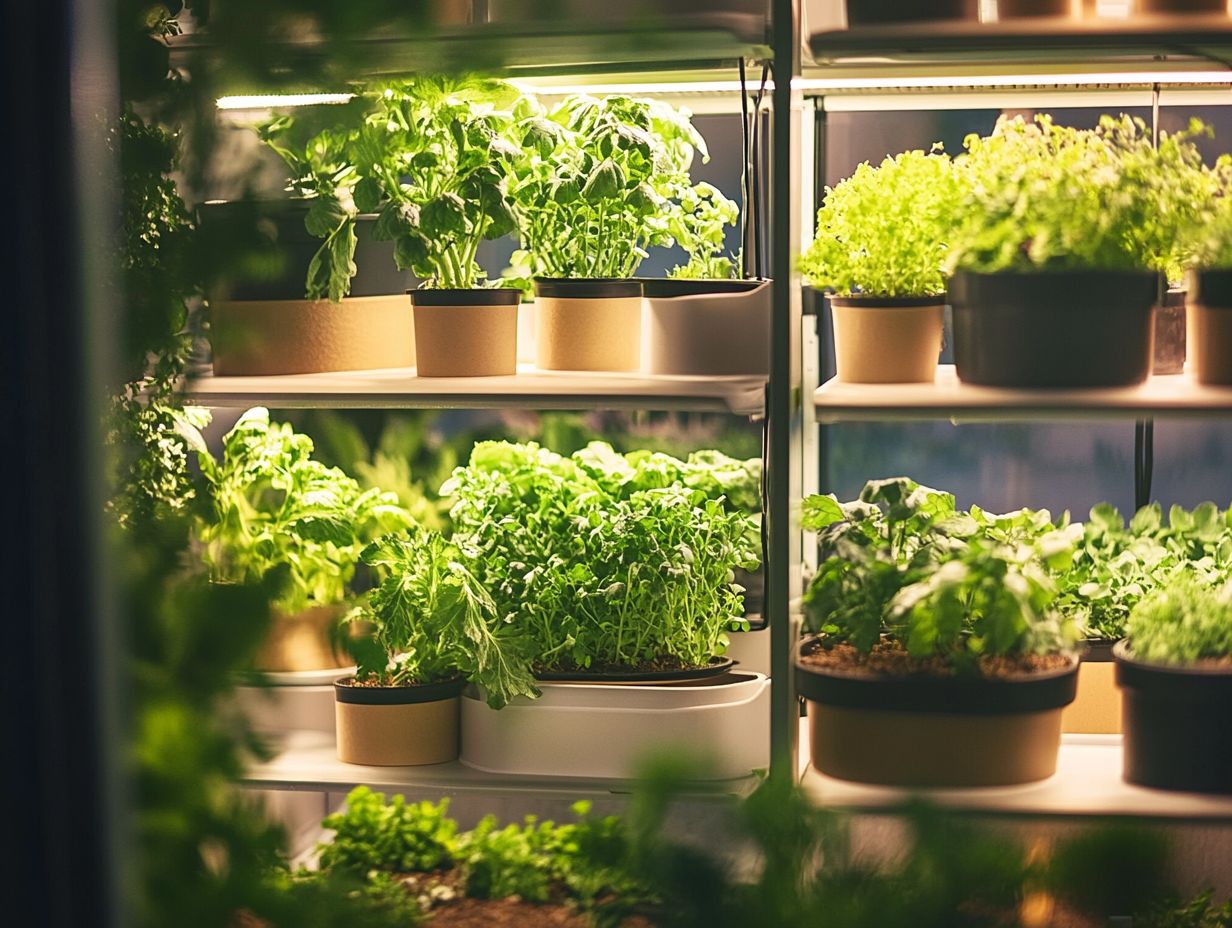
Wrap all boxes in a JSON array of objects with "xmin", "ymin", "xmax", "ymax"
[
  {"xmin": 947, "ymin": 114, "xmax": 1218, "ymax": 276},
  {"xmin": 442, "ymin": 441, "xmax": 761, "ymax": 673},
  {"xmin": 1127, "ymin": 573, "xmax": 1232, "ymax": 665},
  {"xmin": 191, "ymin": 407, "xmax": 414, "ymax": 614},
  {"xmin": 802, "ymin": 477, "xmax": 1082, "ymax": 664},
  {"xmin": 352, "ymin": 524, "xmax": 538, "ymax": 708},
  {"xmin": 259, "ymin": 83, "xmax": 739, "ymax": 299},
  {"xmin": 799, "ymin": 147, "xmax": 960, "ymax": 298},
  {"xmin": 1059, "ymin": 501, "xmax": 1232, "ymax": 640}
]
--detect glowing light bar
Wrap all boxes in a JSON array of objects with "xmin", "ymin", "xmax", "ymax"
[
  {"xmin": 795, "ymin": 71, "xmax": 1232, "ymax": 91},
  {"xmin": 216, "ymin": 93, "xmax": 354, "ymax": 110}
]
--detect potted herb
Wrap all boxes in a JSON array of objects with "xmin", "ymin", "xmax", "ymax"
[
  {"xmin": 1116, "ymin": 573, "xmax": 1232, "ymax": 794},
  {"xmin": 507, "ymin": 95, "xmax": 711, "ymax": 372},
  {"xmin": 358, "ymin": 77, "xmax": 525, "ymax": 377},
  {"xmin": 442, "ymin": 441, "xmax": 761, "ymax": 679},
  {"xmin": 643, "ymin": 183, "xmax": 772, "ymax": 376},
  {"xmin": 800, "ymin": 147, "xmax": 959, "ymax": 383},
  {"xmin": 335, "ymin": 525, "xmax": 538, "ymax": 767},
  {"xmin": 204, "ymin": 102, "xmax": 417, "ymax": 376},
  {"xmin": 946, "ymin": 115, "xmax": 1206, "ymax": 388},
  {"xmin": 193, "ymin": 407, "xmax": 414, "ymax": 673},
  {"xmin": 797, "ymin": 478, "xmax": 1082, "ymax": 787}
]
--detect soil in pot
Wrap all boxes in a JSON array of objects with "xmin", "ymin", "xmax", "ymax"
[
  {"xmin": 829, "ymin": 294, "xmax": 944, "ymax": 383},
  {"xmin": 950, "ymin": 269, "xmax": 1157, "ymax": 388},
  {"xmin": 534, "ymin": 656, "xmax": 735, "ymax": 684},
  {"xmin": 1114, "ymin": 641, "xmax": 1232, "ymax": 794},
  {"xmin": 1188, "ymin": 270, "xmax": 1232, "ymax": 385},
  {"xmin": 334, "ymin": 676, "xmax": 464, "ymax": 766},
  {"xmin": 1153, "ymin": 288, "xmax": 1187, "ymax": 375},
  {"xmin": 798, "ymin": 639, "xmax": 1078, "ymax": 787},
  {"xmin": 1060, "ymin": 639, "xmax": 1121, "ymax": 735},
  {"xmin": 533, "ymin": 278, "xmax": 643, "ymax": 372},
  {"xmin": 409, "ymin": 288, "xmax": 520, "ymax": 377},
  {"xmin": 845, "ymin": 0, "xmax": 976, "ymax": 24}
]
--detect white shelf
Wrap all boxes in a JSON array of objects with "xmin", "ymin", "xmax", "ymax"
[
  {"xmin": 802, "ymin": 734, "xmax": 1232, "ymax": 822},
  {"xmin": 184, "ymin": 365, "xmax": 767, "ymax": 416},
  {"xmin": 243, "ymin": 730, "xmax": 760, "ymax": 799},
  {"xmin": 813, "ymin": 366, "xmax": 1232, "ymax": 423}
]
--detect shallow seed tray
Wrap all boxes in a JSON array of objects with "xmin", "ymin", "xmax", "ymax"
[{"xmin": 460, "ymin": 671, "xmax": 770, "ymax": 780}]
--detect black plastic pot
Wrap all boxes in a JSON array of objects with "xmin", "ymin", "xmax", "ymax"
[
  {"xmin": 198, "ymin": 199, "xmax": 413, "ymax": 300},
  {"xmin": 1115, "ymin": 641, "xmax": 1232, "ymax": 794},
  {"xmin": 533, "ymin": 278, "xmax": 643, "ymax": 299},
  {"xmin": 845, "ymin": 0, "xmax": 975, "ymax": 25},
  {"xmin": 636, "ymin": 278, "xmax": 765, "ymax": 298},
  {"xmin": 333, "ymin": 674, "xmax": 467, "ymax": 705},
  {"xmin": 797, "ymin": 638, "xmax": 1078, "ymax": 786},
  {"xmin": 1153, "ymin": 288, "xmax": 1187, "ymax": 375},
  {"xmin": 950, "ymin": 269, "xmax": 1157, "ymax": 388},
  {"xmin": 1192, "ymin": 268, "xmax": 1232, "ymax": 308}
]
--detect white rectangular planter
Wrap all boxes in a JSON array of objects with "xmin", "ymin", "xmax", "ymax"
[
  {"xmin": 233, "ymin": 667, "xmax": 351, "ymax": 740},
  {"xmin": 460, "ymin": 672, "xmax": 770, "ymax": 780},
  {"xmin": 644, "ymin": 280, "xmax": 771, "ymax": 376}
]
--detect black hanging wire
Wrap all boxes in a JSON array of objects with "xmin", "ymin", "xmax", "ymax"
[
  {"xmin": 748, "ymin": 61, "xmax": 771, "ymax": 279},
  {"xmin": 1135, "ymin": 85, "xmax": 1162, "ymax": 512},
  {"xmin": 739, "ymin": 57, "xmax": 752, "ymax": 279}
]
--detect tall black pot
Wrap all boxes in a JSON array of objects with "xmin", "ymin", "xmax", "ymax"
[
  {"xmin": 1115, "ymin": 641, "xmax": 1232, "ymax": 794},
  {"xmin": 950, "ymin": 269, "xmax": 1157, "ymax": 388}
]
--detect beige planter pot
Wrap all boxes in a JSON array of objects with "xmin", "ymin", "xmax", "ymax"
[
  {"xmin": 211, "ymin": 296, "xmax": 415, "ymax": 376},
  {"xmin": 1187, "ymin": 271, "xmax": 1232, "ymax": 385},
  {"xmin": 254, "ymin": 605, "xmax": 349, "ymax": 673},
  {"xmin": 533, "ymin": 279, "xmax": 643, "ymax": 372},
  {"xmin": 797, "ymin": 640, "xmax": 1078, "ymax": 787},
  {"xmin": 830, "ymin": 295, "xmax": 944, "ymax": 383},
  {"xmin": 410, "ymin": 288, "xmax": 520, "ymax": 377},
  {"xmin": 334, "ymin": 676, "xmax": 463, "ymax": 766},
  {"xmin": 644, "ymin": 279, "xmax": 771, "ymax": 376},
  {"xmin": 1060, "ymin": 643, "xmax": 1121, "ymax": 734}
]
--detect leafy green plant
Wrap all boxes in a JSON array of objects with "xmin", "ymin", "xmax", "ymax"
[
  {"xmin": 667, "ymin": 181, "xmax": 740, "ymax": 280},
  {"xmin": 1137, "ymin": 891, "xmax": 1232, "ymax": 928},
  {"xmin": 506, "ymin": 93, "xmax": 722, "ymax": 280},
  {"xmin": 192, "ymin": 407, "xmax": 414, "ymax": 615},
  {"xmin": 1126, "ymin": 573, "xmax": 1232, "ymax": 665},
  {"xmin": 442, "ymin": 441, "xmax": 760, "ymax": 673},
  {"xmin": 259, "ymin": 76, "xmax": 523, "ymax": 297},
  {"xmin": 1191, "ymin": 156, "xmax": 1232, "ymax": 271},
  {"xmin": 799, "ymin": 147, "xmax": 960, "ymax": 297},
  {"xmin": 319, "ymin": 787, "xmax": 458, "ymax": 875},
  {"xmin": 351, "ymin": 523, "xmax": 538, "ymax": 708},
  {"xmin": 948, "ymin": 114, "xmax": 1217, "ymax": 276},
  {"xmin": 802, "ymin": 477, "xmax": 1081, "ymax": 664},
  {"xmin": 1059, "ymin": 501, "xmax": 1232, "ymax": 640}
]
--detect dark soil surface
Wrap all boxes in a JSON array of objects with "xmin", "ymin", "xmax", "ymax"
[
  {"xmin": 801, "ymin": 640, "xmax": 1073, "ymax": 680},
  {"xmin": 533, "ymin": 655, "xmax": 724, "ymax": 676}
]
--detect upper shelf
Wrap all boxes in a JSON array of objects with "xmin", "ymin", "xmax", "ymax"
[
  {"xmin": 184, "ymin": 365, "xmax": 767, "ymax": 416},
  {"xmin": 170, "ymin": 18, "xmax": 770, "ymax": 86},
  {"xmin": 807, "ymin": 15, "xmax": 1232, "ymax": 75},
  {"xmin": 813, "ymin": 366, "xmax": 1232, "ymax": 423}
]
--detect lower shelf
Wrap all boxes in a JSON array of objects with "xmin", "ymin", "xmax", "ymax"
[
  {"xmin": 802, "ymin": 731, "xmax": 1232, "ymax": 822},
  {"xmin": 243, "ymin": 730, "xmax": 760, "ymax": 800}
]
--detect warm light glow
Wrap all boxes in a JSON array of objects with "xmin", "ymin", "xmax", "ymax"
[
  {"xmin": 507, "ymin": 78, "xmax": 764, "ymax": 96},
  {"xmin": 796, "ymin": 70, "xmax": 1232, "ymax": 91},
  {"xmin": 216, "ymin": 93, "xmax": 355, "ymax": 110}
]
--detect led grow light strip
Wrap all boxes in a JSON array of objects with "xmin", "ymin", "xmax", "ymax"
[{"xmin": 216, "ymin": 93, "xmax": 354, "ymax": 109}]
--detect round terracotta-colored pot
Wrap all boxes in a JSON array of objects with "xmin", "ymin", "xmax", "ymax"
[
  {"xmin": 797, "ymin": 639, "xmax": 1078, "ymax": 787},
  {"xmin": 409, "ymin": 288, "xmax": 520, "ymax": 377},
  {"xmin": 334, "ymin": 675, "xmax": 464, "ymax": 766},
  {"xmin": 533, "ymin": 278, "xmax": 643, "ymax": 372},
  {"xmin": 829, "ymin": 294, "xmax": 944, "ymax": 384}
]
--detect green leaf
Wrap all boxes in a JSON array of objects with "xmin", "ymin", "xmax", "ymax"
[
  {"xmin": 353, "ymin": 176, "xmax": 382, "ymax": 214},
  {"xmin": 304, "ymin": 195, "xmax": 350, "ymax": 238}
]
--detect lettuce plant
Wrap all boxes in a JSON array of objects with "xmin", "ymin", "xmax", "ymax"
[
  {"xmin": 802, "ymin": 477, "xmax": 1082, "ymax": 665},
  {"xmin": 350, "ymin": 524, "xmax": 537, "ymax": 708},
  {"xmin": 505, "ymin": 94, "xmax": 723, "ymax": 280},
  {"xmin": 441, "ymin": 441, "xmax": 760, "ymax": 673},
  {"xmin": 799, "ymin": 147, "xmax": 960, "ymax": 297},
  {"xmin": 1127, "ymin": 573, "xmax": 1232, "ymax": 665},
  {"xmin": 948, "ymin": 114, "xmax": 1216, "ymax": 276},
  {"xmin": 193, "ymin": 407, "xmax": 414, "ymax": 615},
  {"xmin": 667, "ymin": 181, "xmax": 740, "ymax": 280},
  {"xmin": 1190, "ymin": 156, "xmax": 1232, "ymax": 270}
]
